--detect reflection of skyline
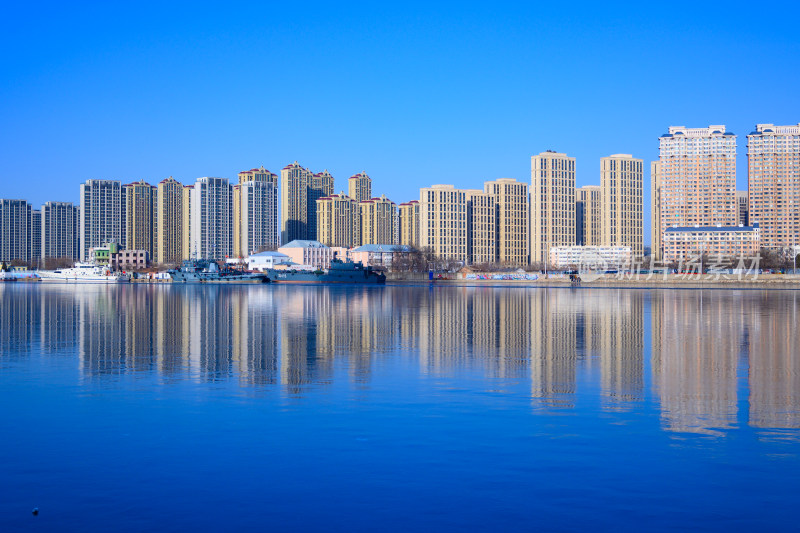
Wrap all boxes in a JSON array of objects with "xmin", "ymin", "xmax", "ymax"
[{"xmin": 1, "ymin": 284, "xmax": 799, "ymax": 434}]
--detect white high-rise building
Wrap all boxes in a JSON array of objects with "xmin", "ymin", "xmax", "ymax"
[
  {"xmin": 79, "ymin": 180, "xmax": 124, "ymax": 261},
  {"xmin": 41, "ymin": 201, "xmax": 80, "ymax": 261},
  {"xmin": 189, "ymin": 177, "xmax": 233, "ymax": 260}
]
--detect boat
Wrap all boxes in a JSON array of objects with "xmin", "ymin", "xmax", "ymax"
[
  {"xmin": 265, "ymin": 257, "xmax": 386, "ymax": 284},
  {"xmin": 37, "ymin": 263, "xmax": 131, "ymax": 283},
  {"xmin": 168, "ymin": 259, "xmax": 270, "ymax": 283}
]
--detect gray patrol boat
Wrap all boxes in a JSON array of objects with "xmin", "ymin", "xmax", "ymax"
[
  {"xmin": 168, "ymin": 259, "xmax": 269, "ymax": 283},
  {"xmin": 266, "ymin": 257, "xmax": 386, "ymax": 284}
]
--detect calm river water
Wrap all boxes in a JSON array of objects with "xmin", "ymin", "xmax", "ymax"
[{"xmin": 1, "ymin": 284, "xmax": 798, "ymax": 531}]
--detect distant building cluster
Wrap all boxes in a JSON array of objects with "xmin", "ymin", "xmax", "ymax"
[{"xmin": 1, "ymin": 122, "xmax": 798, "ymax": 267}]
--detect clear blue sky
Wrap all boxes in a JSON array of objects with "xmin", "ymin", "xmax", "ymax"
[{"xmin": 2, "ymin": 1, "xmax": 799, "ymax": 243}]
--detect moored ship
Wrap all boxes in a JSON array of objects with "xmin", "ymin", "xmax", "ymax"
[
  {"xmin": 37, "ymin": 263, "xmax": 131, "ymax": 283},
  {"xmin": 168, "ymin": 259, "xmax": 269, "ymax": 283},
  {"xmin": 266, "ymin": 258, "xmax": 386, "ymax": 284}
]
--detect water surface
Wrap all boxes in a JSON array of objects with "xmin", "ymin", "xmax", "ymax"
[{"xmin": 1, "ymin": 284, "xmax": 798, "ymax": 531}]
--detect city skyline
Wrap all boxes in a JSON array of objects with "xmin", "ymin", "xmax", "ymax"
[{"xmin": 2, "ymin": 3, "xmax": 799, "ymax": 244}]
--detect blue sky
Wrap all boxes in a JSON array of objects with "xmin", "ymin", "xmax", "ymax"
[{"xmin": 2, "ymin": 1, "xmax": 799, "ymax": 243}]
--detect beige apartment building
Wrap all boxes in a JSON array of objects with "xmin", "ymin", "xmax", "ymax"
[
  {"xmin": 280, "ymin": 162, "xmax": 312, "ymax": 244},
  {"xmin": 348, "ymin": 172, "xmax": 372, "ymax": 203},
  {"xmin": 576, "ymin": 185, "xmax": 602, "ymax": 247},
  {"xmin": 531, "ymin": 151, "xmax": 576, "ymax": 265},
  {"xmin": 484, "ymin": 178, "xmax": 528, "ymax": 265},
  {"xmin": 316, "ymin": 193, "xmax": 359, "ymax": 248},
  {"xmin": 398, "ymin": 200, "xmax": 420, "ymax": 247},
  {"xmin": 465, "ymin": 189, "xmax": 496, "ymax": 264},
  {"xmin": 156, "ymin": 177, "xmax": 184, "ymax": 265},
  {"xmin": 233, "ymin": 168, "xmax": 278, "ymax": 257},
  {"xmin": 658, "ymin": 126, "xmax": 737, "ymax": 240},
  {"xmin": 420, "ymin": 184, "xmax": 467, "ymax": 261},
  {"xmin": 360, "ymin": 195, "xmax": 397, "ymax": 245},
  {"xmin": 239, "ymin": 166, "xmax": 278, "ymax": 187},
  {"xmin": 601, "ymin": 154, "xmax": 643, "ymax": 257},
  {"xmin": 747, "ymin": 123, "xmax": 800, "ymax": 249},
  {"xmin": 124, "ymin": 180, "xmax": 157, "ymax": 257},
  {"xmin": 650, "ymin": 162, "xmax": 662, "ymax": 260},
  {"xmin": 662, "ymin": 225, "xmax": 760, "ymax": 263},
  {"xmin": 309, "ymin": 170, "xmax": 335, "ymax": 242}
]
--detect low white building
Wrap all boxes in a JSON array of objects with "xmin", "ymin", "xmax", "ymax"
[
  {"xmin": 549, "ymin": 246, "xmax": 632, "ymax": 268},
  {"xmin": 245, "ymin": 251, "xmax": 291, "ymax": 271}
]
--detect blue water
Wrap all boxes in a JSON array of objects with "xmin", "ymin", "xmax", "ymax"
[{"xmin": 1, "ymin": 284, "xmax": 798, "ymax": 531}]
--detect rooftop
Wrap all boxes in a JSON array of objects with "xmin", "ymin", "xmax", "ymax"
[{"xmin": 279, "ymin": 240, "xmax": 329, "ymax": 249}]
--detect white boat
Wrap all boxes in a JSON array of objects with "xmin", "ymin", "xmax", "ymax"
[{"xmin": 37, "ymin": 263, "xmax": 131, "ymax": 283}]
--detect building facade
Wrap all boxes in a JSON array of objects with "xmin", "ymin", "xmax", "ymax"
[
  {"xmin": 658, "ymin": 126, "xmax": 737, "ymax": 248},
  {"xmin": 348, "ymin": 171, "xmax": 372, "ymax": 203},
  {"xmin": 360, "ymin": 195, "xmax": 397, "ymax": 245},
  {"xmin": 484, "ymin": 178, "xmax": 528, "ymax": 265},
  {"xmin": 398, "ymin": 200, "xmax": 420, "ymax": 248},
  {"xmin": 650, "ymin": 162, "xmax": 662, "ymax": 260},
  {"xmin": 735, "ymin": 191, "xmax": 749, "ymax": 227},
  {"xmin": 465, "ymin": 190, "xmax": 496, "ymax": 264},
  {"xmin": 576, "ymin": 185, "xmax": 602, "ymax": 247},
  {"xmin": 41, "ymin": 201, "xmax": 80, "ymax": 262},
  {"xmin": 662, "ymin": 224, "xmax": 760, "ymax": 263},
  {"xmin": 531, "ymin": 151, "xmax": 576, "ymax": 265},
  {"xmin": 156, "ymin": 177, "xmax": 185, "ymax": 265},
  {"xmin": 308, "ymin": 170, "xmax": 335, "ymax": 242},
  {"xmin": 420, "ymin": 185, "xmax": 467, "ymax": 261},
  {"xmin": 747, "ymin": 123, "xmax": 800, "ymax": 250},
  {"xmin": 316, "ymin": 193, "xmax": 359, "ymax": 248},
  {"xmin": 124, "ymin": 180, "xmax": 157, "ymax": 257},
  {"xmin": 280, "ymin": 162, "xmax": 312, "ymax": 245},
  {"xmin": 601, "ymin": 154, "xmax": 643, "ymax": 257},
  {"xmin": 189, "ymin": 177, "xmax": 233, "ymax": 261},
  {"xmin": 549, "ymin": 245, "xmax": 632, "ymax": 269},
  {"xmin": 233, "ymin": 169, "xmax": 278, "ymax": 257},
  {"xmin": 277, "ymin": 240, "xmax": 334, "ymax": 269},
  {"xmin": 0, "ymin": 199, "xmax": 31, "ymax": 262},
  {"xmin": 30, "ymin": 209, "xmax": 41, "ymax": 264},
  {"xmin": 79, "ymin": 180, "xmax": 124, "ymax": 261}
]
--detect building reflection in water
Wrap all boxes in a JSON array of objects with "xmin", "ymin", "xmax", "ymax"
[{"xmin": 1, "ymin": 284, "xmax": 798, "ymax": 434}]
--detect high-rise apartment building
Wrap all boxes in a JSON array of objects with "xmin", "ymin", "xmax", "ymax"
[
  {"xmin": 156, "ymin": 177, "xmax": 185, "ymax": 265},
  {"xmin": 658, "ymin": 126, "xmax": 737, "ymax": 241},
  {"xmin": 316, "ymin": 193, "xmax": 359, "ymax": 248},
  {"xmin": 189, "ymin": 177, "xmax": 233, "ymax": 260},
  {"xmin": 601, "ymin": 154, "xmax": 643, "ymax": 257},
  {"xmin": 576, "ymin": 186, "xmax": 602, "ymax": 246},
  {"xmin": 124, "ymin": 180, "xmax": 157, "ymax": 256},
  {"xmin": 360, "ymin": 195, "xmax": 397, "ymax": 245},
  {"xmin": 484, "ymin": 178, "xmax": 528, "ymax": 265},
  {"xmin": 308, "ymin": 170, "xmax": 335, "ymax": 242},
  {"xmin": 531, "ymin": 151, "xmax": 576, "ymax": 265},
  {"xmin": 398, "ymin": 201, "xmax": 420, "ymax": 248},
  {"xmin": 650, "ymin": 162, "xmax": 662, "ymax": 260},
  {"xmin": 465, "ymin": 190, "xmax": 496, "ymax": 264},
  {"xmin": 238, "ymin": 166, "xmax": 278, "ymax": 188},
  {"xmin": 348, "ymin": 172, "xmax": 372, "ymax": 203},
  {"xmin": 233, "ymin": 168, "xmax": 278, "ymax": 257},
  {"xmin": 79, "ymin": 180, "xmax": 124, "ymax": 261},
  {"xmin": 30, "ymin": 209, "xmax": 41, "ymax": 264},
  {"xmin": 735, "ymin": 190, "xmax": 749, "ymax": 227},
  {"xmin": 747, "ymin": 123, "xmax": 800, "ymax": 249},
  {"xmin": 280, "ymin": 162, "xmax": 312, "ymax": 245},
  {"xmin": 0, "ymin": 199, "xmax": 31, "ymax": 262},
  {"xmin": 279, "ymin": 162, "xmax": 334, "ymax": 244},
  {"xmin": 41, "ymin": 201, "xmax": 80, "ymax": 261},
  {"xmin": 182, "ymin": 185, "xmax": 192, "ymax": 260},
  {"xmin": 420, "ymin": 185, "xmax": 467, "ymax": 261}
]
